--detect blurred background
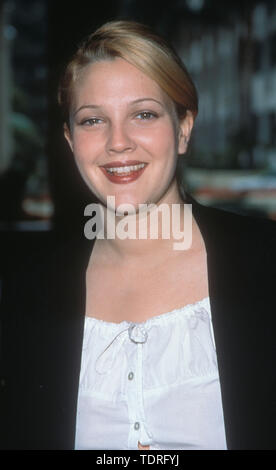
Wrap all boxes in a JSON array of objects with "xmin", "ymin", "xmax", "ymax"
[{"xmin": 1, "ymin": 0, "xmax": 276, "ymax": 235}]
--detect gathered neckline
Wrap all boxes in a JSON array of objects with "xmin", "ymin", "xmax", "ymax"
[{"xmin": 84, "ymin": 296, "xmax": 210, "ymax": 330}]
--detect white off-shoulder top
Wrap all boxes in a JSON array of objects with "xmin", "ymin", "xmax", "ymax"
[{"xmin": 74, "ymin": 297, "xmax": 227, "ymax": 450}]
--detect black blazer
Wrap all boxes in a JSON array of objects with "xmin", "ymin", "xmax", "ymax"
[{"xmin": 1, "ymin": 196, "xmax": 276, "ymax": 450}]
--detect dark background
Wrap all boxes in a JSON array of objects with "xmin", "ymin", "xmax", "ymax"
[{"xmin": 1, "ymin": 0, "xmax": 276, "ymax": 235}]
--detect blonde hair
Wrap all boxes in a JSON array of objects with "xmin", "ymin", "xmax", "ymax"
[{"xmin": 58, "ymin": 20, "xmax": 198, "ymax": 125}]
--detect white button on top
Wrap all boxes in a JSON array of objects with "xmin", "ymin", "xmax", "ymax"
[
  {"xmin": 134, "ymin": 422, "xmax": 140, "ymax": 430},
  {"xmin": 128, "ymin": 324, "xmax": 148, "ymax": 343},
  {"xmin": 128, "ymin": 372, "xmax": 134, "ymax": 380}
]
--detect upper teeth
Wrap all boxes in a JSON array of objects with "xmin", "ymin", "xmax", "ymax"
[{"xmin": 106, "ymin": 163, "xmax": 146, "ymax": 174}]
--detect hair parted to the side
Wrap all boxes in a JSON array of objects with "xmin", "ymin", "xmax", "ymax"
[{"xmin": 57, "ymin": 20, "xmax": 198, "ymax": 126}]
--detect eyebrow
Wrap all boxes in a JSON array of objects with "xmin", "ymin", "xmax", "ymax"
[{"xmin": 73, "ymin": 98, "xmax": 164, "ymax": 116}]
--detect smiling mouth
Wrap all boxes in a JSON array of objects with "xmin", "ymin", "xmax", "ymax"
[
  {"xmin": 100, "ymin": 161, "xmax": 148, "ymax": 184},
  {"xmin": 105, "ymin": 162, "xmax": 146, "ymax": 175}
]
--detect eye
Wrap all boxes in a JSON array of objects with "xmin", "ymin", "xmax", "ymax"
[
  {"xmin": 136, "ymin": 111, "xmax": 157, "ymax": 120},
  {"xmin": 80, "ymin": 118, "xmax": 103, "ymax": 126}
]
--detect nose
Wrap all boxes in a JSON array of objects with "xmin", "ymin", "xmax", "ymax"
[{"xmin": 106, "ymin": 122, "xmax": 136, "ymax": 154}]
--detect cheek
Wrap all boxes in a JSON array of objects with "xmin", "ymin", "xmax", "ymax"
[
  {"xmin": 138, "ymin": 124, "xmax": 177, "ymax": 159},
  {"xmin": 71, "ymin": 130, "xmax": 101, "ymax": 164}
]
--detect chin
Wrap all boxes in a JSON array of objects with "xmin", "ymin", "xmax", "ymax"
[
  {"xmin": 93, "ymin": 185, "xmax": 164, "ymax": 215},
  {"xmin": 107, "ymin": 197, "xmax": 145, "ymax": 215}
]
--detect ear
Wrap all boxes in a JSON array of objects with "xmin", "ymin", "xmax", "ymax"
[
  {"xmin": 177, "ymin": 110, "xmax": 194, "ymax": 155},
  {"xmin": 64, "ymin": 123, "xmax": 74, "ymax": 153}
]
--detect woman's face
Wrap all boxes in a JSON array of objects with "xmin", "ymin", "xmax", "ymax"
[{"xmin": 65, "ymin": 57, "xmax": 193, "ymax": 211}]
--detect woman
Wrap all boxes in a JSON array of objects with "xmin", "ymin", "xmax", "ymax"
[{"xmin": 1, "ymin": 20, "xmax": 276, "ymax": 451}]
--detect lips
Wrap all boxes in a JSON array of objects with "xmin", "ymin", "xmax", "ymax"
[{"xmin": 100, "ymin": 160, "xmax": 148, "ymax": 184}]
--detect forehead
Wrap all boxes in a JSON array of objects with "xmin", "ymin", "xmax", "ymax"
[{"xmin": 72, "ymin": 57, "xmax": 173, "ymax": 109}]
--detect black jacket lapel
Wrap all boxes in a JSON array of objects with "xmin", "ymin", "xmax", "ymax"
[{"xmin": 190, "ymin": 196, "xmax": 276, "ymax": 449}]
